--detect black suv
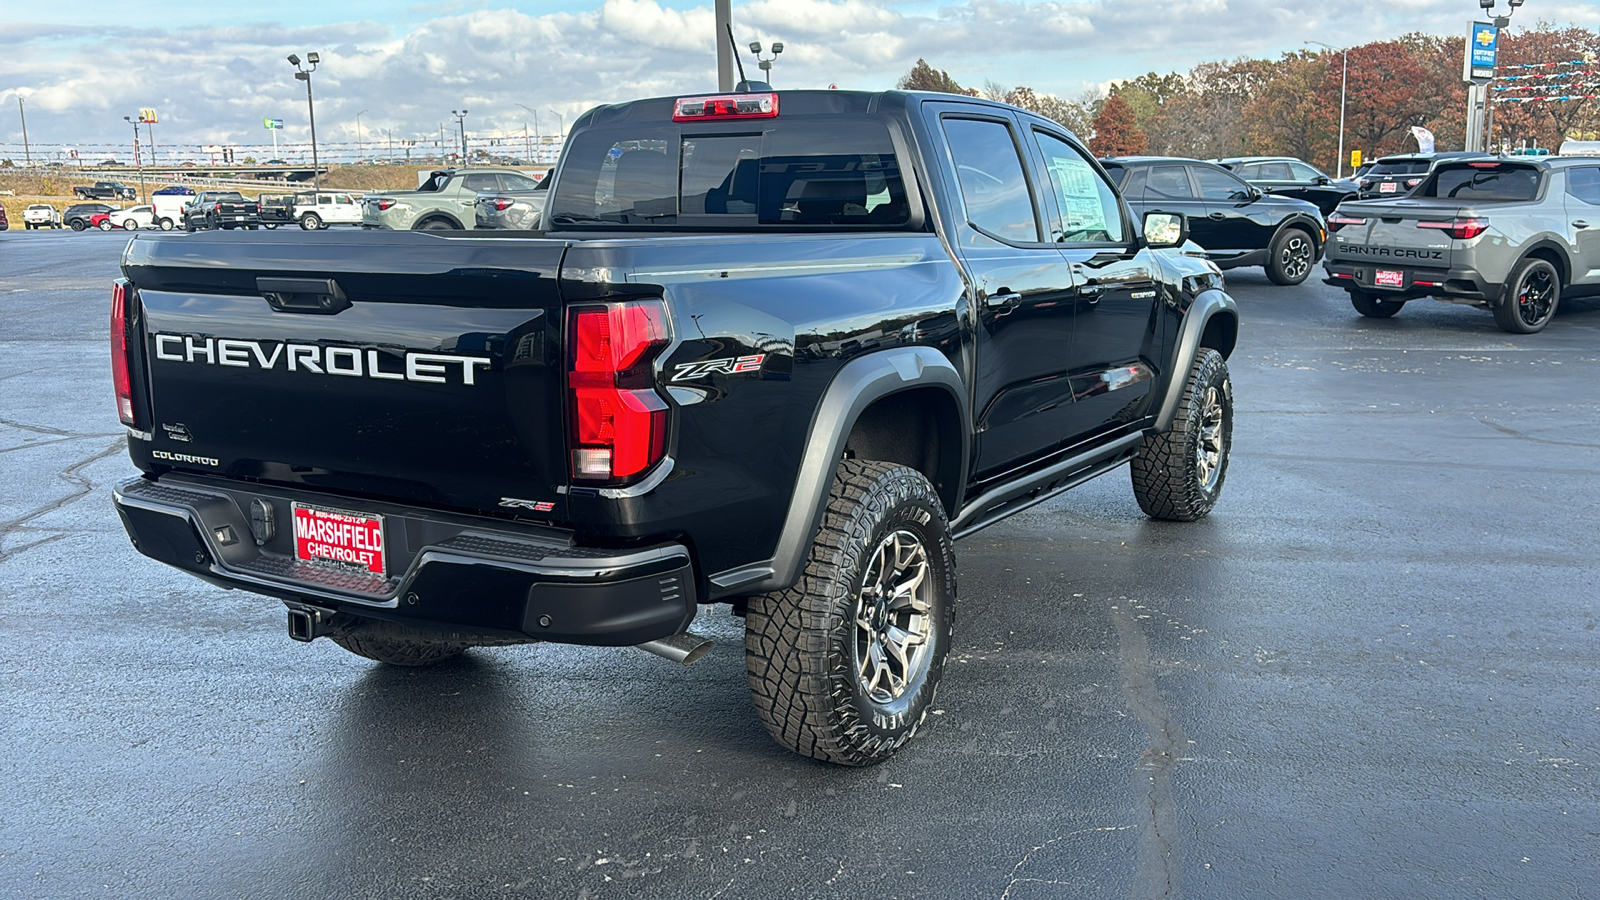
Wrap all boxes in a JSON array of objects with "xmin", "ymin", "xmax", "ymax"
[
  {"xmin": 1102, "ymin": 156, "xmax": 1326, "ymax": 285},
  {"xmin": 1356, "ymin": 152, "xmax": 1490, "ymax": 199},
  {"xmin": 63, "ymin": 203, "xmax": 119, "ymax": 232},
  {"xmin": 1215, "ymin": 156, "xmax": 1354, "ymax": 216}
]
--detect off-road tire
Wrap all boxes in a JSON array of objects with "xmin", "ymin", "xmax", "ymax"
[
  {"xmin": 1131, "ymin": 348, "xmax": 1232, "ymax": 521},
  {"xmin": 1350, "ymin": 290, "xmax": 1405, "ymax": 318},
  {"xmin": 1493, "ymin": 257, "xmax": 1560, "ymax": 334},
  {"xmin": 327, "ymin": 614, "xmax": 475, "ymax": 666},
  {"xmin": 744, "ymin": 460, "xmax": 956, "ymax": 766},
  {"xmin": 299, "ymin": 213, "xmax": 322, "ymax": 230},
  {"xmin": 1266, "ymin": 227, "xmax": 1316, "ymax": 286}
]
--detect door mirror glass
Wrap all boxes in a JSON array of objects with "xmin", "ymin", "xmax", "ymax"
[{"xmin": 1143, "ymin": 211, "xmax": 1186, "ymax": 248}]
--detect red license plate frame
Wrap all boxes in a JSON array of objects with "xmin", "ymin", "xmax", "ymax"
[
  {"xmin": 1374, "ymin": 269, "xmax": 1405, "ymax": 287},
  {"xmin": 292, "ymin": 503, "xmax": 386, "ymax": 576}
]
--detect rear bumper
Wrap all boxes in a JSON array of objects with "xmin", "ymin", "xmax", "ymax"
[
  {"xmin": 1322, "ymin": 259, "xmax": 1496, "ymax": 301},
  {"xmin": 113, "ymin": 474, "xmax": 697, "ymax": 646}
]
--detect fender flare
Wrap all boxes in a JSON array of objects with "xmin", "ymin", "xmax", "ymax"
[
  {"xmin": 706, "ymin": 346, "xmax": 970, "ymax": 599},
  {"xmin": 1273, "ymin": 214, "xmax": 1325, "ymax": 252},
  {"xmin": 1154, "ymin": 289, "xmax": 1238, "ymax": 432},
  {"xmin": 1515, "ymin": 239, "xmax": 1577, "ymax": 288}
]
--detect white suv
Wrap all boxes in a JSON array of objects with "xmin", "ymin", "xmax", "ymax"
[{"xmin": 294, "ymin": 191, "xmax": 362, "ymax": 229}]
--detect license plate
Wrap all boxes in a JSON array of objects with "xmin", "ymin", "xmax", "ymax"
[
  {"xmin": 1374, "ymin": 269, "xmax": 1405, "ymax": 287},
  {"xmin": 292, "ymin": 503, "xmax": 386, "ymax": 576},
  {"xmin": 1379, "ymin": 182, "xmax": 1398, "ymax": 193}
]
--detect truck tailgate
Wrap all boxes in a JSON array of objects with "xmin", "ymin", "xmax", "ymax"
[
  {"xmin": 123, "ymin": 231, "xmax": 571, "ymax": 520},
  {"xmin": 1328, "ymin": 198, "xmax": 1468, "ymax": 269}
]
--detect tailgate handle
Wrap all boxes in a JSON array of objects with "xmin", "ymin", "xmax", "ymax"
[{"xmin": 257, "ymin": 277, "xmax": 350, "ymax": 314}]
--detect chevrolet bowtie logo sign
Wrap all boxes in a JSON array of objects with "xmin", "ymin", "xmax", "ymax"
[{"xmin": 1476, "ymin": 30, "xmax": 1495, "ymax": 47}]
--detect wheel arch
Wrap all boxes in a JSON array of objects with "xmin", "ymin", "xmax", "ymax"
[
  {"xmin": 1155, "ymin": 288, "xmax": 1238, "ymax": 432},
  {"xmin": 1519, "ymin": 241, "xmax": 1571, "ymax": 287},
  {"xmin": 1274, "ymin": 214, "xmax": 1324, "ymax": 253},
  {"xmin": 705, "ymin": 346, "xmax": 970, "ymax": 600},
  {"xmin": 411, "ymin": 212, "xmax": 464, "ymax": 230}
]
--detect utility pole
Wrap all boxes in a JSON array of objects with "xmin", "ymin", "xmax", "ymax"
[
  {"xmin": 451, "ymin": 109, "xmax": 469, "ymax": 160},
  {"xmin": 715, "ymin": 0, "xmax": 733, "ymax": 91},
  {"xmin": 18, "ymin": 96, "xmax": 30, "ymax": 168},
  {"xmin": 124, "ymin": 115, "xmax": 147, "ymax": 203},
  {"xmin": 356, "ymin": 109, "xmax": 367, "ymax": 162}
]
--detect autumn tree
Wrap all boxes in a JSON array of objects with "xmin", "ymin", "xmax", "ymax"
[
  {"xmin": 1089, "ymin": 94, "xmax": 1148, "ymax": 156},
  {"xmin": 897, "ymin": 59, "xmax": 974, "ymax": 95},
  {"xmin": 1244, "ymin": 51, "xmax": 1338, "ymax": 169},
  {"xmin": 1492, "ymin": 24, "xmax": 1600, "ymax": 150},
  {"xmin": 1340, "ymin": 41, "xmax": 1437, "ymax": 157}
]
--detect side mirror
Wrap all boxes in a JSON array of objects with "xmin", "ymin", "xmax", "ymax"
[
  {"xmin": 1316, "ymin": 175, "xmax": 1333, "ymax": 185},
  {"xmin": 1143, "ymin": 211, "xmax": 1187, "ymax": 249}
]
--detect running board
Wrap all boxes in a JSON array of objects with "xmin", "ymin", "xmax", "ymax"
[{"xmin": 950, "ymin": 432, "xmax": 1144, "ymax": 539}]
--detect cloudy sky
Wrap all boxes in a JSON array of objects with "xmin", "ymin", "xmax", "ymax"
[{"xmin": 4, "ymin": 0, "xmax": 1597, "ymax": 162}]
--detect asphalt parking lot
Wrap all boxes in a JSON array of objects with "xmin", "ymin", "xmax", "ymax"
[{"xmin": 2, "ymin": 228, "xmax": 1598, "ymax": 900}]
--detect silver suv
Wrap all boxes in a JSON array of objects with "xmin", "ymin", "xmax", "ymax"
[{"xmin": 1322, "ymin": 156, "xmax": 1600, "ymax": 333}]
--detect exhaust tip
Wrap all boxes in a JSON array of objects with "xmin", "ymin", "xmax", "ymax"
[{"xmin": 636, "ymin": 632, "xmax": 713, "ymax": 665}]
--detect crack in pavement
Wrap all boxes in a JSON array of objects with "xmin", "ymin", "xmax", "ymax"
[
  {"xmin": 998, "ymin": 826, "xmax": 1134, "ymax": 899},
  {"xmin": 0, "ymin": 437, "xmax": 127, "ymax": 564},
  {"xmin": 1478, "ymin": 418, "xmax": 1600, "ymax": 449},
  {"xmin": 1112, "ymin": 602, "xmax": 1188, "ymax": 900}
]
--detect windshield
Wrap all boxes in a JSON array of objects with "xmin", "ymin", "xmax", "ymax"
[
  {"xmin": 548, "ymin": 118, "xmax": 911, "ymax": 230},
  {"xmin": 1423, "ymin": 163, "xmax": 1541, "ymax": 201}
]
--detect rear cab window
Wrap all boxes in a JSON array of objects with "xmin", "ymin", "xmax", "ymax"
[
  {"xmin": 548, "ymin": 109, "xmax": 913, "ymax": 231},
  {"xmin": 1421, "ymin": 162, "xmax": 1542, "ymax": 202},
  {"xmin": 1369, "ymin": 159, "xmax": 1432, "ymax": 176}
]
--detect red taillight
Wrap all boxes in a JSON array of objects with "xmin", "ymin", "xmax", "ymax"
[
  {"xmin": 110, "ymin": 280, "xmax": 137, "ymax": 427},
  {"xmin": 672, "ymin": 92, "xmax": 778, "ymax": 122},
  {"xmin": 568, "ymin": 301, "xmax": 671, "ymax": 481},
  {"xmin": 1416, "ymin": 217, "xmax": 1488, "ymax": 240},
  {"xmin": 377, "ymin": 198, "xmax": 396, "ymax": 211},
  {"xmin": 1328, "ymin": 212, "xmax": 1366, "ymax": 232},
  {"xmin": 493, "ymin": 198, "xmax": 514, "ymax": 211}
]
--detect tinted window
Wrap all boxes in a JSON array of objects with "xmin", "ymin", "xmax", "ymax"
[
  {"xmin": 502, "ymin": 173, "xmax": 542, "ymax": 191},
  {"xmin": 1566, "ymin": 166, "xmax": 1600, "ymax": 205},
  {"xmin": 1118, "ymin": 166, "xmax": 1147, "ymax": 197},
  {"xmin": 462, "ymin": 173, "xmax": 500, "ymax": 192},
  {"xmin": 1425, "ymin": 164, "xmax": 1541, "ymax": 201},
  {"xmin": 548, "ymin": 120, "xmax": 909, "ymax": 229},
  {"xmin": 1256, "ymin": 162, "xmax": 1294, "ymax": 180},
  {"xmin": 1031, "ymin": 130, "xmax": 1123, "ymax": 243},
  {"xmin": 1232, "ymin": 163, "xmax": 1262, "ymax": 178},
  {"xmin": 1145, "ymin": 166, "xmax": 1194, "ymax": 199},
  {"xmin": 1288, "ymin": 161, "xmax": 1324, "ymax": 181},
  {"xmin": 1370, "ymin": 159, "xmax": 1431, "ymax": 175},
  {"xmin": 1193, "ymin": 166, "xmax": 1252, "ymax": 200},
  {"xmin": 943, "ymin": 117, "xmax": 1039, "ymax": 243}
]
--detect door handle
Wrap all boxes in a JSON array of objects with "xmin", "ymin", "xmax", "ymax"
[
  {"xmin": 1575, "ymin": 220, "xmax": 1591, "ymax": 229},
  {"xmin": 1208, "ymin": 212, "xmax": 1227, "ymax": 220},
  {"xmin": 985, "ymin": 290, "xmax": 1021, "ymax": 314}
]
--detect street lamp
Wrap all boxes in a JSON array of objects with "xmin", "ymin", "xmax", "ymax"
[
  {"xmin": 451, "ymin": 109, "xmax": 469, "ymax": 160},
  {"xmin": 748, "ymin": 41, "xmax": 783, "ymax": 86},
  {"xmin": 548, "ymin": 109, "xmax": 565, "ymax": 158},
  {"xmin": 1476, "ymin": 0, "xmax": 1525, "ymax": 150},
  {"xmin": 122, "ymin": 115, "xmax": 147, "ymax": 203},
  {"xmin": 287, "ymin": 52, "xmax": 322, "ymax": 191},
  {"xmin": 516, "ymin": 102, "xmax": 541, "ymax": 162},
  {"xmin": 356, "ymin": 109, "xmax": 367, "ymax": 162},
  {"xmin": 1306, "ymin": 41, "xmax": 1348, "ymax": 178}
]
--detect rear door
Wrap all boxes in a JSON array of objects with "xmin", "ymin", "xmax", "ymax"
[
  {"xmin": 1193, "ymin": 163, "xmax": 1269, "ymax": 255},
  {"xmin": 1564, "ymin": 164, "xmax": 1600, "ymax": 285},
  {"xmin": 925, "ymin": 103, "xmax": 1080, "ymax": 476},
  {"xmin": 1141, "ymin": 164, "xmax": 1215, "ymax": 250},
  {"xmin": 125, "ymin": 231, "xmax": 572, "ymax": 519}
]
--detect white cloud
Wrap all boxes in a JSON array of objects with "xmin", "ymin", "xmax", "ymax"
[{"xmin": 1, "ymin": 0, "xmax": 1595, "ymax": 161}]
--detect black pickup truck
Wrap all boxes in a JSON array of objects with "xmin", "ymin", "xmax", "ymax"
[
  {"xmin": 110, "ymin": 89, "xmax": 1239, "ymax": 764},
  {"xmin": 73, "ymin": 180, "xmax": 137, "ymax": 200}
]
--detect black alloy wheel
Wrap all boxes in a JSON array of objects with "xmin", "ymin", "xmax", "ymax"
[
  {"xmin": 1266, "ymin": 227, "xmax": 1316, "ymax": 286},
  {"xmin": 1493, "ymin": 257, "xmax": 1560, "ymax": 334}
]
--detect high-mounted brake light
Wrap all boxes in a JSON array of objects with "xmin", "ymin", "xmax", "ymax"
[
  {"xmin": 672, "ymin": 93, "xmax": 778, "ymax": 122},
  {"xmin": 1327, "ymin": 212, "xmax": 1367, "ymax": 232},
  {"xmin": 110, "ymin": 280, "xmax": 137, "ymax": 427},
  {"xmin": 1416, "ymin": 217, "xmax": 1489, "ymax": 240},
  {"xmin": 568, "ymin": 301, "xmax": 671, "ymax": 482}
]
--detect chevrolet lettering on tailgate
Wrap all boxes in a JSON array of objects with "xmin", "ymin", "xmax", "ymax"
[{"xmin": 152, "ymin": 334, "xmax": 492, "ymax": 385}]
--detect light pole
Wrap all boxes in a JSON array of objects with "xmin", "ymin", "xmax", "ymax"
[
  {"xmin": 1477, "ymin": 0, "xmax": 1526, "ymax": 151},
  {"xmin": 356, "ymin": 109, "xmax": 367, "ymax": 162},
  {"xmin": 516, "ymin": 102, "xmax": 541, "ymax": 162},
  {"xmin": 748, "ymin": 41, "xmax": 784, "ymax": 86},
  {"xmin": 123, "ymin": 115, "xmax": 147, "ymax": 203},
  {"xmin": 17, "ymin": 96, "xmax": 30, "ymax": 168},
  {"xmin": 451, "ymin": 109, "xmax": 468, "ymax": 161},
  {"xmin": 1307, "ymin": 41, "xmax": 1348, "ymax": 178},
  {"xmin": 547, "ymin": 109, "xmax": 564, "ymax": 159},
  {"xmin": 287, "ymin": 52, "xmax": 322, "ymax": 191}
]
